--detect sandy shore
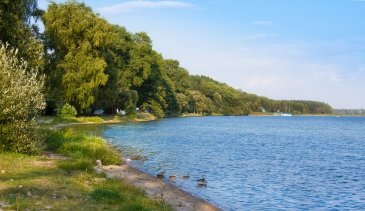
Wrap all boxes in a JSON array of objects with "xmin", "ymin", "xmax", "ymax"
[{"xmin": 94, "ymin": 163, "xmax": 220, "ymax": 211}]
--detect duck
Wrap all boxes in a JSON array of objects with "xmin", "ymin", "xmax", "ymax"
[
  {"xmin": 197, "ymin": 175, "xmax": 206, "ymax": 183},
  {"xmin": 169, "ymin": 174, "xmax": 177, "ymax": 181},
  {"xmin": 156, "ymin": 171, "xmax": 165, "ymax": 179},
  {"xmin": 197, "ymin": 175, "xmax": 207, "ymax": 187},
  {"xmin": 181, "ymin": 174, "xmax": 190, "ymax": 180},
  {"xmin": 198, "ymin": 180, "xmax": 207, "ymax": 187}
]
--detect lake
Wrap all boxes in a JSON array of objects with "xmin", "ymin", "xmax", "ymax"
[{"xmin": 103, "ymin": 116, "xmax": 365, "ymax": 210}]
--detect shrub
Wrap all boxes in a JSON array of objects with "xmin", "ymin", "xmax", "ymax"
[
  {"xmin": 57, "ymin": 103, "xmax": 77, "ymax": 118},
  {"xmin": 0, "ymin": 43, "xmax": 45, "ymax": 154}
]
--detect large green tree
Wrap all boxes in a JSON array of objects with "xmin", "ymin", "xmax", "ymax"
[
  {"xmin": 136, "ymin": 53, "xmax": 180, "ymax": 117},
  {"xmin": 43, "ymin": 2, "xmax": 112, "ymax": 113}
]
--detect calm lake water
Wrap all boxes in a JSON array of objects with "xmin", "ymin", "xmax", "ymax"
[{"xmin": 103, "ymin": 116, "xmax": 365, "ymax": 210}]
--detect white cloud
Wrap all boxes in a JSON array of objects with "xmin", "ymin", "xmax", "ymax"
[
  {"xmin": 252, "ymin": 20, "xmax": 273, "ymax": 26},
  {"xmin": 245, "ymin": 33, "xmax": 279, "ymax": 40},
  {"xmin": 98, "ymin": 1, "xmax": 194, "ymax": 14}
]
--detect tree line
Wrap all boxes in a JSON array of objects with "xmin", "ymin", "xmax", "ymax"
[
  {"xmin": 334, "ymin": 109, "xmax": 365, "ymax": 116},
  {"xmin": 2, "ymin": 0, "xmax": 333, "ymax": 119}
]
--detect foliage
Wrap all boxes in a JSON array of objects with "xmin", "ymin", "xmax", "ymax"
[
  {"xmin": 117, "ymin": 90, "xmax": 139, "ymax": 115},
  {"xmin": 0, "ymin": 0, "xmax": 44, "ymax": 71},
  {"xmin": 187, "ymin": 90, "xmax": 212, "ymax": 114},
  {"xmin": 43, "ymin": 2, "xmax": 110, "ymax": 113},
  {"xmin": 57, "ymin": 103, "xmax": 77, "ymax": 118},
  {"xmin": 165, "ymin": 59, "xmax": 191, "ymax": 93},
  {"xmin": 0, "ymin": 43, "xmax": 45, "ymax": 154}
]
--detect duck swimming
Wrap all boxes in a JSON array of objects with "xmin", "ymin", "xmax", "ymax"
[
  {"xmin": 181, "ymin": 174, "xmax": 190, "ymax": 180},
  {"xmin": 197, "ymin": 175, "xmax": 206, "ymax": 183},
  {"xmin": 169, "ymin": 174, "xmax": 177, "ymax": 181},
  {"xmin": 157, "ymin": 172, "xmax": 165, "ymax": 179},
  {"xmin": 197, "ymin": 175, "xmax": 207, "ymax": 187}
]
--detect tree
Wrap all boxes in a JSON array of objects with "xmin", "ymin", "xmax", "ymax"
[
  {"xmin": 0, "ymin": 0, "xmax": 44, "ymax": 71},
  {"xmin": 43, "ymin": 2, "xmax": 112, "ymax": 113},
  {"xmin": 0, "ymin": 43, "xmax": 45, "ymax": 154},
  {"xmin": 126, "ymin": 32, "xmax": 154, "ymax": 87},
  {"xmin": 187, "ymin": 90, "xmax": 212, "ymax": 114},
  {"xmin": 136, "ymin": 53, "xmax": 180, "ymax": 117},
  {"xmin": 117, "ymin": 90, "xmax": 138, "ymax": 115},
  {"xmin": 165, "ymin": 59, "xmax": 191, "ymax": 93},
  {"xmin": 176, "ymin": 93, "xmax": 189, "ymax": 112},
  {"xmin": 58, "ymin": 42, "xmax": 108, "ymax": 112},
  {"xmin": 95, "ymin": 25, "xmax": 132, "ymax": 114}
]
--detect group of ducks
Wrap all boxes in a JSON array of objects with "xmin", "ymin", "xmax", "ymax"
[{"xmin": 156, "ymin": 172, "xmax": 208, "ymax": 187}]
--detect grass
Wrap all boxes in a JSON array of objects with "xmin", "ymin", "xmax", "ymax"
[
  {"xmin": 43, "ymin": 113, "xmax": 156, "ymax": 126},
  {"xmin": 0, "ymin": 152, "xmax": 171, "ymax": 210},
  {"xmin": 51, "ymin": 116, "xmax": 104, "ymax": 124},
  {"xmin": 45, "ymin": 129, "xmax": 121, "ymax": 165},
  {"xmin": 0, "ymin": 114, "xmax": 170, "ymax": 210}
]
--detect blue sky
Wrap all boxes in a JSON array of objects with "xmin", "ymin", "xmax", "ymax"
[{"xmin": 38, "ymin": 0, "xmax": 365, "ymax": 109}]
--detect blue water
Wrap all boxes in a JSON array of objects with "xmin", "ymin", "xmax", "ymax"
[{"xmin": 103, "ymin": 116, "xmax": 365, "ymax": 210}]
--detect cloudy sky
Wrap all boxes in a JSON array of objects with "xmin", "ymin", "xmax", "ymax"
[{"xmin": 38, "ymin": 0, "xmax": 365, "ymax": 109}]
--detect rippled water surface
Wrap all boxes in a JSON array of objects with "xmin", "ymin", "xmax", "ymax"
[{"xmin": 103, "ymin": 116, "xmax": 365, "ymax": 210}]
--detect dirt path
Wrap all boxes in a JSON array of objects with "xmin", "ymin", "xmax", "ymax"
[{"xmin": 95, "ymin": 164, "xmax": 221, "ymax": 211}]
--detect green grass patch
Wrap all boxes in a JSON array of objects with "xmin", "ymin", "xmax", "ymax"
[
  {"xmin": 51, "ymin": 116, "xmax": 104, "ymax": 124},
  {"xmin": 45, "ymin": 129, "xmax": 121, "ymax": 165},
  {"xmin": 75, "ymin": 116, "xmax": 104, "ymax": 123},
  {"xmin": 90, "ymin": 180, "xmax": 170, "ymax": 210},
  {"xmin": 0, "ymin": 152, "xmax": 171, "ymax": 210},
  {"xmin": 57, "ymin": 158, "xmax": 93, "ymax": 172}
]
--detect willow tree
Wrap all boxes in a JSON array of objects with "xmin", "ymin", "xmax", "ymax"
[{"xmin": 43, "ymin": 2, "xmax": 112, "ymax": 113}]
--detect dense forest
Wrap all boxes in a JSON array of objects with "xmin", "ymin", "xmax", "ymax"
[{"xmin": 1, "ymin": 0, "xmax": 333, "ymax": 118}]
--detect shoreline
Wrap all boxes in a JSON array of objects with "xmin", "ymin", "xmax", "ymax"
[
  {"xmin": 47, "ymin": 115, "xmax": 220, "ymax": 210},
  {"xmin": 44, "ymin": 113, "xmax": 364, "ymax": 210},
  {"xmin": 94, "ymin": 162, "xmax": 220, "ymax": 211}
]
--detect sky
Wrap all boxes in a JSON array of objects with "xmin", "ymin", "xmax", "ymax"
[{"xmin": 38, "ymin": 0, "xmax": 365, "ymax": 109}]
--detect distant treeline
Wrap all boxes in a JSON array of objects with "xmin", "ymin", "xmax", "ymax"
[
  {"xmin": 1, "ymin": 1, "xmax": 333, "ymax": 117},
  {"xmin": 334, "ymin": 109, "xmax": 365, "ymax": 116}
]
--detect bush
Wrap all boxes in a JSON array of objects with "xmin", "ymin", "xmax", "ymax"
[
  {"xmin": 0, "ymin": 43, "xmax": 45, "ymax": 154},
  {"xmin": 57, "ymin": 103, "xmax": 77, "ymax": 118}
]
